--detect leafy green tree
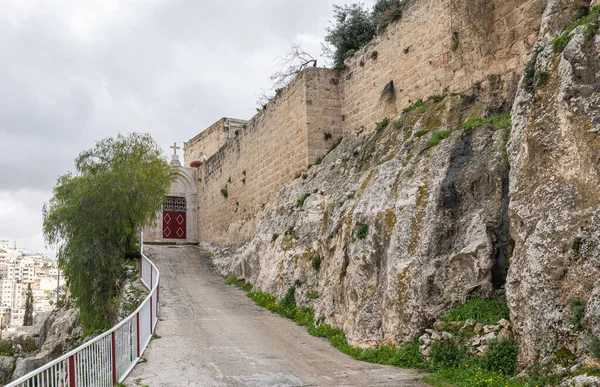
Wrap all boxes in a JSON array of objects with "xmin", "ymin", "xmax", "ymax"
[
  {"xmin": 372, "ymin": 0, "xmax": 403, "ymax": 33},
  {"xmin": 23, "ymin": 284, "xmax": 34, "ymax": 326},
  {"xmin": 323, "ymin": 4, "xmax": 377, "ymax": 68},
  {"xmin": 43, "ymin": 133, "xmax": 172, "ymax": 333}
]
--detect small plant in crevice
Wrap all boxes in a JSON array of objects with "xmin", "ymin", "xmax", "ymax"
[
  {"xmin": 370, "ymin": 51, "xmax": 379, "ymax": 60},
  {"xmin": 324, "ymin": 132, "xmax": 333, "ymax": 141},
  {"xmin": 302, "ymin": 174, "xmax": 308, "ymax": 180},
  {"xmin": 315, "ymin": 156, "xmax": 324, "ymax": 165},
  {"xmin": 311, "ymin": 256, "xmax": 321, "ymax": 270},
  {"xmin": 570, "ymin": 298, "xmax": 586, "ymax": 329},
  {"xmin": 272, "ymin": 233, "xmax": 279, "ymax": 242},
  {"xmin": 220, "ymin": 187, "xmax": 228, "ymax": 199},
  {"xmin": 403, "ymin": 47, "xmax": 410, "ymax": 54},
  {"xmin": 375, "ymin": 117, "xmax": 390, "ymax": 132},
  {"xmin": 450, "ymin": 31, "xmax": 459, "ymax": 52},
  {"xmin": 356, "ymin": 223, "xmax": 369, "ymax": 240},
  {"xmin": 534, "ymin": 70, "xmax": 549, "ymax": 89},
  {"xmin": 225, "ymin": 273, "xmax": 253, "ymax": 292},
  {"xmin": 241, "ymin": 178, "xmax": 246, "ymax": 184},
  {"xmin": 297, "ymin": 193, "xmax": 311, "ymax": 207},
  {"xmin": 306, "ymin": 290, "xmax": 320, "ymax": 299},
  {"xmin": 393, "ymin": 120, "xmax": 403, "ymax": 130},
  {"xmin": 242, "ymin": 170, "xmax": 246, "ymax": 176},
  {"xmin": 590, "ymin": 336, "xmax": 600, "ymax": 361},
  {"xmin": 427, "ymin": 94, "xmax": 445, "ymax": 103},
  {"xmin": 234, "ymin": 130, "xmax": 239, "ymax": 136}
]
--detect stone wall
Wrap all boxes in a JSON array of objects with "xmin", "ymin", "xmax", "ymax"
[
  {"xmin": 195, "ymin": 71, "xmax": 312, "ymax": 244},
  {"xmin": 184, "ymin": 118, "xmax": 247, "ymax": 165},
  {"xmin": 187, "ymin": 0, "xmax": 548, "ymax": 244},
  {"xmin": 340, "ymin": 0, "xmax": 546, "ymax": 133}
]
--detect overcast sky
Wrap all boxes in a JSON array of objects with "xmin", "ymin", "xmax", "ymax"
[{"xmin": 0, "ymin": 0, "xmax": 375, "ymax": 254}]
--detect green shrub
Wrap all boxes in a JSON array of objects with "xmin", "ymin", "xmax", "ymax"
[
  {"xmin": 443, "ymin": 293, "xmax": 510, "ymax": 325},
  {"xmin": 14, "ymin": 336, "xmax": 38, "ymax": 353},
  {"xmin": 311, "ymin": 256, "xmax": 321, "ymax": 270},
  {"xmin": 296, "ymin": 193, "xmax": 311, "ymax": 207},
  {"xmin": 0, "ymin": 339, "xmax": 14, "ymax": 356},
  {"xmin": 481, "ymin": 339, "xmax": 518, "ymax": 375},
  {"xmin": 570, "ymin": 298, "xmax": 586, "ymax": 329},
  {"xmin": 427, "ymin": 130, "xmax": 452, "ymax": 147},
  {"xmin": 375, "ymin": 117, "xmax": 390, "ymax": 131},
  {"xmin": 306, "ymin": 290, "xmax": 320, "ymax": 299},
  {"xmin": 590, "ymin": 336, "xmax": 600, "ymax": 361},
  {"xmin": 429, "ymin": 339, "xmax": 464, "ymax": 371},
  {"xmin": 356, "ymin": 224, "xmax": 369, "ymax": 239},
  {"xmin": 414, "ymin": 130, "xmax": 429, "ymax": 138},
  {"xmin": 279, "ymin": 286, "xmax": 297, "ymax": 318}
]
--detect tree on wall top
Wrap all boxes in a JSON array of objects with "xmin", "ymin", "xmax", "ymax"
[{"xmin": 43, "ymin": 133, "xmax": 173, "ymax": 333}]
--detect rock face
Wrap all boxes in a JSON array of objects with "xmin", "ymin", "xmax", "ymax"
[
  {"xmin": 506, "ymin": 0, "xmax": 600, "ymax": 362},
  {"xmin": 10, "ymin": 306, "xmax": 81, "ymax": 381},
  {"xmin": 212, "ymin": 95, "xmax": 512, "ymax": 346}
]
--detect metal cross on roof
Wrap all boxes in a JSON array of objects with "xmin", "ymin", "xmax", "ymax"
[{"xmin": 170, "ymin": 142, "xmax": 181, "ymax": 156}]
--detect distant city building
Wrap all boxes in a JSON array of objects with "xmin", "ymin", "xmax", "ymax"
[{"xmin": 0, "ymin": 240, "xmax": 64, "ymax": 328}]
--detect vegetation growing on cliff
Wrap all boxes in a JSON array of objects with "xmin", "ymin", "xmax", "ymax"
[
  {"xmin": 552, "ymin": 5, "xmax": 600, "ymax": 52},
  {"xmin": 43, "ymin": 133, "xmax": 172, "ymax": 333}
]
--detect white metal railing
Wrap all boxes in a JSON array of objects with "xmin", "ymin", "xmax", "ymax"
[{"xmin": 6, "ymin": 237, "xmax": 160, "ymax": 387}]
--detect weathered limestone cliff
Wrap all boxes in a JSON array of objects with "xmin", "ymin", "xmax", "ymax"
[
  {"xmin": 212, "ymin": 95, "xmax": 513, "ymax": 346},
  {"xmin": 209, "ymin": 0, "xmax": 600, "ymax": 370},
  {"xmin": 507, "ymin": 0, "xmax": 600, "ymax": 363}
]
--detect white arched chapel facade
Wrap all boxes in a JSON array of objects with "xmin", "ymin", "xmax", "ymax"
[{"xmin": 143, "ymin": 162, "xmax": 198, "ymax": 244}]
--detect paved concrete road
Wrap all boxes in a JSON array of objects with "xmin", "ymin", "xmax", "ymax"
[{"xmin": 125, "ymin": 245, "xmax": 427, "ymax": 387}]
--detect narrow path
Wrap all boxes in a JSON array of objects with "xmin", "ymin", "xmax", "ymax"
[{"xmin": 125, "ymin": 245, "xmax": 426, "ymax": 387}]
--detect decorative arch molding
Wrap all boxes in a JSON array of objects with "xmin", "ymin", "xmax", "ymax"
[{"xmin": 173, "ymin": 168, "xmax": 196, "ymax": 194}]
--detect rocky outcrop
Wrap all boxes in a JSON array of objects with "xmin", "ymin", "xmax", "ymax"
[
  {"xmin": 506, "ymin": 0, "xmax": 600, "ymax": 363},
  {"xmin": 12, "ymin": 306, "xmax": 81, "ymax": 380},
  {"xmin": 212, "ymin": 95, "xmax": 513, "ymax": 346}
]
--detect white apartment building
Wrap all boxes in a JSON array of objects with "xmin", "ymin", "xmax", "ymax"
[{"xmin": 0, "ymin": 240, "xmax": 61, "ymax": 327}]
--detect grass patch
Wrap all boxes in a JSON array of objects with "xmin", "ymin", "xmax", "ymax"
[
  {"xmin": 461, "ymin": 112, "xmax": 511, "ymax": 131},
  {"xmin": 306, "ymin": 290, "xmax": 320, "ymax": 299},
  {"xmin": 296, "ymin": 193, "xmax": 312, "ymax": 207},
  {"xmin": 403, "ymin": 99, "xmax": 425, "ymax": 114},
  {"xmin": 443, "ymin": 293, "xmax": 510, "ymax": 325},
  {"xmin": 552, "ymin": 6, "xmax": 600, "ymax": 52},
  {"xmin": 225, "ymin": 274, "xmax": 253, "ymax": 292},
  {"xmin": 427, "ymin": 130, "xmax": 452, "ymax": 147},
  {"xmin": 414, "ymin": 130, "xmax": 429, "ymax": 138}
]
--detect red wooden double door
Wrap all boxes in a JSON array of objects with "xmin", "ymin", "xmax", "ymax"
[{"xmin": 163, "ymin": 196, "xmax": 186, "ymax": 239}]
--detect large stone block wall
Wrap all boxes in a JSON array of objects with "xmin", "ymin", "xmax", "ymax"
[
  {"xmin": 188, "ymin": 0, "xmax": 548, "ymax": 245},
  {"xmin": 305, "ymin": 69, "xmax": 343, "ymax": 164},
  {"xmin": 195, "ymin": 71, "xmax": 311, "ymax": 244},
  {"xmin": 184, "ymin": 118, "xmax": 248, "ymax": 165},
  {"xmin": 340, "ymin": 0, "xmax": 546, "ymax": 133}
]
